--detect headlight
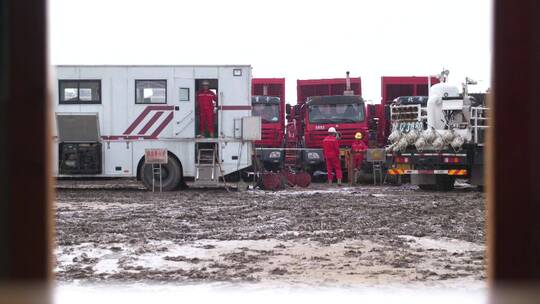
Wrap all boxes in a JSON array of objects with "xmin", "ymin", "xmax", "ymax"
[
  {"xmin": 307, "ymin": 152, "xmax": 320, "ymax": 160},
  {"xmin": 268, "ymin": 151, "xmax": 281, "ymax": 158}
]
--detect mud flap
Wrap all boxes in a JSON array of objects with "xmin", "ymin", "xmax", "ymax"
[
  {"xmin": 469, "ymin": 164, "xmax": 484, "ymax": 186},
  {"xmin": 411, "ymin": 174, "xmax": 436, "ymax": 185}
]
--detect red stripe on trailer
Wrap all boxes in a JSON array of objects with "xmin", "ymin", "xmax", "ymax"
[
  {"xmin": 102, "ymin": 135, "xmax": 153, "ymax": 140},
  {"xmin": 219, "ymin": 105, "xmax": 252, "ymax": 110},
  {"xmin": 149, "ymin": 112, "xmax": 174, "ymax": 139},
  {"xmin": 123, "ymin": 105, "xmax": 174, "ymax": 135},
  {"xmin": 137, "ymin": 111, "xmax": 164, "ymax": 135}
]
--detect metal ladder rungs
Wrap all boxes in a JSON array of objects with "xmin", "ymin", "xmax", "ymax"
[{"xmin": 197, "ymin": 164, "xmax": 215, "ymax": 168}]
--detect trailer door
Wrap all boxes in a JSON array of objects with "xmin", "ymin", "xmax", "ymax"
[
  {"xmin": 56, "ymin": 113, "xmax": 103, "ymax": 175},
  {"xmin": 173, "ymin": 78, "xmax": 195, "ymax": 138}
]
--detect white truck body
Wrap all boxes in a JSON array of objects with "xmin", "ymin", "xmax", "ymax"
[
  {"xmin": 386, "ymin": 80, "xmax": 488, "ymax": 189},
  {"xmin": 52, "ymin": 65, "xmax": 258, "ymax": 184}
]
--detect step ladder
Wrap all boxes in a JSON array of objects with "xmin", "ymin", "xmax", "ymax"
[
  {"xmin": 372, "ymin": 161, "xmax": 384, "ymax": 185},
  {"xmin": 284, "ymin": 148, "xmax": 298, "ymax": 168},
  {"xmin": 284, "ymin": 136, "xmax": 299, "ymax": 170},
  {"xmin": 283, "ymin": 122, "xmax": 300, "ymax": 170},
  {"xmin": 194, "ymin": 143, "xmax": 227, "ymax": 188}
]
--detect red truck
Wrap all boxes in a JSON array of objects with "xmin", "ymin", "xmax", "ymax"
[
  {"xmin": 286, "ymin": 73, "xmax": 367, "ymax": 174},
  {"xmin": 373, "ymin": 76, "xmax": 440, "ymax": 147},
  {"xmin": 251, "ymin": 78, "xmax": 286, "ymax": 170}
]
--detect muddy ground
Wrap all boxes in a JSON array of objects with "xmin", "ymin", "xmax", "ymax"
[{"xmin": 54, "ymin": 179, "xmax": 486, "ymax": 289}]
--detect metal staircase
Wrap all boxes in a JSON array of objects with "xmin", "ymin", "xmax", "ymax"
[{"xmin": 193, "ymin": 142, "xmax": 226, "ymax": 187}]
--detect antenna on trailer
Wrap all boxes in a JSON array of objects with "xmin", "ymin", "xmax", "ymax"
[
  {"xmin": 463, "ymin": 77, "xmax": 478, "ymax": 98},
  {"xmin": 439, "ymin": 69, "xmax": 450, "ymax": 83}
]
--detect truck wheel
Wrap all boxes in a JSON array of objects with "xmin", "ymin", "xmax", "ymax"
[
  {"xmin": 435, "ymin": 176, "xmax": 455, "ymax": 191},
  {"xmin": 387, "ymin": 174, "xmax": 402, "ymax": 186},
  {"xmin": 140, "ymin": 156, "xmax": 182, "ymax": 191},
  {"xmin": 418, "ymin": 184, "xmax": 436, "ymax": 191}
]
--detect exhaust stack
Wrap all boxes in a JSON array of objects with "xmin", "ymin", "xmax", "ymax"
[{"xmin": 343, "ymin": 71, "xmax": 355, "ymax": 96}]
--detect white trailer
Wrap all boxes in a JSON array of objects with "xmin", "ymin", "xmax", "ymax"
[{"xmin": 52, "ymin": 65, "xmax": 260, "ymax": 190}]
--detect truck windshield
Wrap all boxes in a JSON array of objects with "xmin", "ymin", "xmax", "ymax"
[
  {"xmin": 252, "ymin": 104, "xmax": 280, "ymax": 123},
  {"xmin": 308, "ymin": 103, "xmax": 365, "ymax": 123}
]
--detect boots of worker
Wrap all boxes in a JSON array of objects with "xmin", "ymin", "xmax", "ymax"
[
  {"xmin": 328, "ymin": 180, "xmax": 332, "ymax": 186},
  {"xmin": 337, "ymin": 179, "xmax": 342, "ymax": 187}
]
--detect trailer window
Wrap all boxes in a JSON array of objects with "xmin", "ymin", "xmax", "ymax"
[
  {"xmin": 135, "ymin": 80, "xmax": 167, "ymax": 104},
  {"xmin": 59, "ymin": 80, "xmax": 101, "ymax": 104},
  {"xmin": 179, "ymin": 88, "xmax": 190, "ymax": 101}
]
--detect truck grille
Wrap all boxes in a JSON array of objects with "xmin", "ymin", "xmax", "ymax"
[
  {"xmin": 255, "ymin": 128, "xmax": 282, "ymax": 148},
  {"xmin": 308, "ymin": 128, "xmax": 360, "ymax": 147}
]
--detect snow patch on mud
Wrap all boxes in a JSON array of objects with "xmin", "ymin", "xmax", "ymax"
[
  {"xmin": 399, "ymin": 236, "xmax": 484, "ymax": 253},
  {"xmin": 258, "ymin": 188, "xmax": 357, "ymax": 196},
  {"xmin": 55, "ymin": 238, "xmax": 486, "ymax": 288}
]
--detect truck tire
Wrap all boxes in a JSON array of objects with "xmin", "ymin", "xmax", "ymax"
[
  {"xmin": 140, "ymin": 156, "xmax": 182, "ymax": 191},
  {"xmin": 387, "ymin": 174, "xmax": 402, "ymax": 186},
  {"xmin": 418, "ymin": 184, "xmax": 436, "ymax": 191},
  {"xmin": 435, "ymin": 175, "xmax": 455, "ymax": 191}
]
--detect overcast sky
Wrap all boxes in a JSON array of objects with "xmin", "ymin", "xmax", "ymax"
[{"xmin": 49, "ymin": 0, "xmax": 492, "ymax": 103}]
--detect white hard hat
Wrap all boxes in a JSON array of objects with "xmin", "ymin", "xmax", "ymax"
[
  {"xmin": 328, "ymin": 127, "xmax": 337, "ymax": 133},
  {"xmin": 201, "ymin": 80, "xmax": 210, "ymax": 86}
]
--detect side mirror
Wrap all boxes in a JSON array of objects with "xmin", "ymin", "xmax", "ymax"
[
  {"xmin": 285, "ymin": 103, "xmax": 291, "ymax": 115},
  {"xmin": 367, "ymin": 104, "xmax": 376, "ymax": 117},
  {"xmin": 369, "ymin": 117, "xmax": 378, "ymax": 130}
]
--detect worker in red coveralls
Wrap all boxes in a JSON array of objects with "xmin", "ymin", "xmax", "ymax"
[
  {"xmin": 323, "ymin": 127, "xmax": 342, "ymax": 186},
  {"xmin": 352, "ymin": 132, "xmax": 368, "ymax": 170},
  {"xmin": 196, "ymin": 80, "xmax": 217, "ymax": 137}
]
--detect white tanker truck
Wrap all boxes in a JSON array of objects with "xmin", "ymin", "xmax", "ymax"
[{"xmin": 385, "ymin": 71, "xmax": 488, "ymax": 190}]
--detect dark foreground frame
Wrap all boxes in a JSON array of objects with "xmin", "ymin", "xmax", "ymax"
[{"xmin": 1, "ymin": 0, "xmax": 540, "ymax": 302}]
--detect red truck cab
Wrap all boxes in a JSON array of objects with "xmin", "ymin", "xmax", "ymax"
[
  {"xmin": 295, "ymin": 77, "xmax": 366, "ymax": 147},
  {"xmin": 252, "ymin": 78, "xmax": 286, "ymax": 169},
  {"xmin": 252, "ymin": 78, "xmax": 285, "ymax": 148},
  {"xmin": 303, "ymin": 95, "xmax": 367, "ymax": 148},
  {"xmin": 290, "ymin": 76, "xmax": 367, "ymax": 172}
]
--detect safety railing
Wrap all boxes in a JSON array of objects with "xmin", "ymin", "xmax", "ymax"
[{"xmin": 470, "ymin": 106, "xmax": 489, "ymax": 145}]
